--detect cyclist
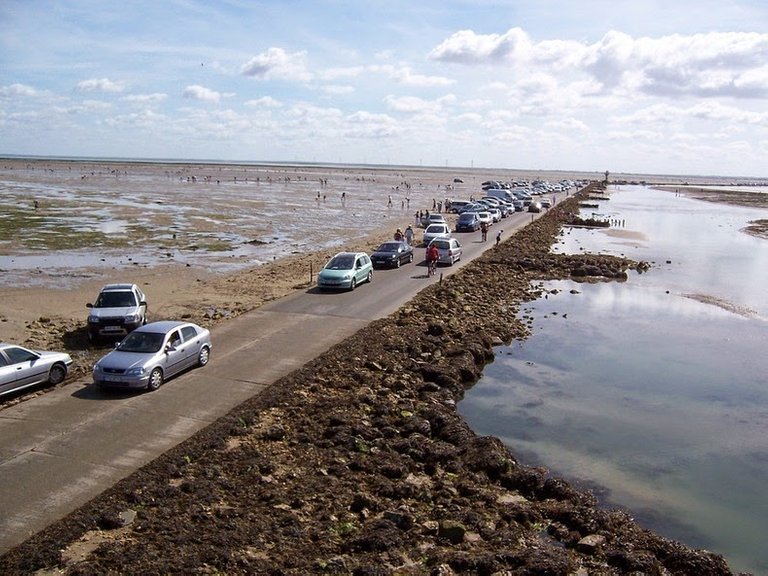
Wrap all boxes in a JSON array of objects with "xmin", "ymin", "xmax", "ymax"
[{"xmin": 426, "ymin": 242, "xmax": 439, "ymax": 276}]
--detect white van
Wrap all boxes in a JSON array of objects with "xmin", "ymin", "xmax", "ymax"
[{"xmin": 484, "ymin": 189, "xmax": 516, "ymax": 203}]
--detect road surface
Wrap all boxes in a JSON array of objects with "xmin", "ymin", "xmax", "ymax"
[{"xmin": 0, "ymin": 210, "xmax": 539, "ymax": 553}]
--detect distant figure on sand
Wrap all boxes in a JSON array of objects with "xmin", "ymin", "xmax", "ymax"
[{"xmin": 404, "ymin": 225, "xmax": 414, "ymax": 245}]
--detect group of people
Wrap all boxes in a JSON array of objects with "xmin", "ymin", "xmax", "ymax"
[{"xmin": 393, "ymin": 226, "xmax": 414, "ymax": 245}]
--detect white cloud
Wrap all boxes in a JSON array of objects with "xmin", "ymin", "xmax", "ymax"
[
  {"xmin": 384, "ymin": 95, "xmax": 451, "ymax": 115},
  {"xmin": 344, "ymin": 111, "xmax": 399, "ymax": 139},
  {"xmin": 390, "ymin": 67, "xmax": 454, "ymax": 88},
  {"xmin": 428, "ymin": 28, "xmax": 768, "ymax": 100},
  {"xmin": 321, "ymin": 85, "xmax": 355, "ymax": 96},
  {"xmin": 0, "ymin": 83, "xmax": 39, "ymax": 97},
  {"xmin": 428, "ymin": 28, "xmax": 531, "ymax": 64},
  {"xmin": 183, "ymin": 85, "xmax": 223, "ymax": 104},
  {"xmin": 77, "ymin": 78, "xmax": 125, "ymax": 93},
  {"xmin": 245, "ymin": 96, "xmax": 282, "ymax": 108},
  {"xmin": 240, "ymin": 48, "xmax": 312, "ymax": 83},
  {"xmin": 122, "ymin": 93, "xmax": 167, "ymax": 104}
]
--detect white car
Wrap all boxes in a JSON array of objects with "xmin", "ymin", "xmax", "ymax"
[
  {"xmin": 86, "ymin": 283, "xmax": 148, "ymax": 342},
  {"xmin": 0, "ymin": 343, "xmax": 73, "ymax": 396},
  {"xmin": 486, "ymin": 207, "xmax": 502, "ymax": 222},
  {"xmin": 475, "ymin": 211, "xmax": 493, "ymax": 228},
  {"xmin": 540, "ymin": 197, "xmax": 553, "ymax": 208},
  {"xmin": 425, "ymin": 213, "xmax": 447, "ymax": 225},
  {"xmin": 427, "ymin": 237, "xmax": 463, "ymax": 265},
  {"xmin": 422, "ymin": 223, "xmax": 451, "ymax": 245}
]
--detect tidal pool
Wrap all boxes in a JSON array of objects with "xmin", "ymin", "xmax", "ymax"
[{"xmin": 459, "ymin": 185, "xmax": 768, "ymax": 574}]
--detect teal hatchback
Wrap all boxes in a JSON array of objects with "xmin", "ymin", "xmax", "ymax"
[{"xmin": 317, "ymin": 252, "xmax": 373, "ymax": 291}]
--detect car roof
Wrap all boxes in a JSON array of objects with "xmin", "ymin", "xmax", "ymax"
[
  {"xmin": 331, "ymin": 251, "xmax": 366, "ymax": 258},
  {"xmin": 0, "ymin": 343, "xmax": 25, "ymax": 351},
  {"xmin": 135, "ymin": 320, "xmax": 192, "ymax": 333},
  {"xmin": 101, "ymin": 283, "xmax": 137, "ymax": 291}
]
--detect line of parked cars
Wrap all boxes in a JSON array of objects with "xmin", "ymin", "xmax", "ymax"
[
  {"xmin": 1, "ymin": 283, "xmax": 213, "ymax": 399},
  {"xmin": 6, "ymin": 181, "xmax": 563, "ymax": 399}
]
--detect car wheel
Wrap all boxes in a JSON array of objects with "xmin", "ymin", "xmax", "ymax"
[
  {"xmin": 147, "ymin": 367, "xmax": 163, "ymax": 391},
  {"xmin": 350, "ymin": 278, "xmax": 357, "ymax": 290},
  {"xmin": 198, "ymin": 346, "xmax": 210, "ymax": 367},
  {"xmin": 48, "ymin": 364, "xmax": 67, "ymax": 385},
  {"xmin": 366, "ymin": 270, "xmax": 373, "ymax": 283}
]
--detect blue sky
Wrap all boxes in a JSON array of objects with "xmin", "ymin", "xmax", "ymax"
[{"xmin": 2, "ymin": 0, "xmax": 767, "ymax": 177}]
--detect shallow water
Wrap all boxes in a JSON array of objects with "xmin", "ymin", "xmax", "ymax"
[
  {"xmin": 459, "ymin": 186, "xmax": 768, "ymax": 574},
  {"xmin": 0, "ymin": 162, "xmax": 466, "ymax": 287}
]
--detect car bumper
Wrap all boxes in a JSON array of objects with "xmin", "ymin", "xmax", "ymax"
[
  {"xmin": 317, "ymin": 279, "xmax": 353, "ymax": 290},
  {"xmin": 93, "ymin": 373, "xmax": 149, "ymax": 389},
  {"xmin": 88, "ymin": 320, "xmax": 143, "ymax": 339},
  {"xmin": 371, "ymin": 258, "xmax": 398, "ymax": 268}
]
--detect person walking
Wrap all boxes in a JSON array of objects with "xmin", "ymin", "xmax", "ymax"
[
  {"xmin": 480, "ymin": 221, "xmax": 488, "ymax": 242},
  {"xmin": 496, "ymin": 229, "xmax": 503, "ymax": 246},
  {"xmin": 404, "ymin": 225, "xmax": 414, "ymax": 245}
]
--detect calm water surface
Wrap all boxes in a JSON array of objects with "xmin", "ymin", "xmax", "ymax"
[{"xmin": 459, "ymin": 186, "xmax": 768, "ymax": 574}]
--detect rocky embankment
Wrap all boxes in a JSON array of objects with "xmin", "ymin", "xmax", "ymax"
[{"xmin": 0, "ymin": 184, "xmax": 733, "ymax": 575}]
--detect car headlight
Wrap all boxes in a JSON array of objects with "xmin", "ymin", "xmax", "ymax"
[
  {"xmin": 342, "ymin": 273, "xmax": 352, "ymax": 280},
  {"xmin": 92, "ymin": 363, "xmax": 101, "ymax": 373},
  {"xmin": 126, "ymin": 313, "xmax": 140, "ymax": 323},
  {"xmin": 126, "ymin": 367, "xmax": 146, "ymax": 377},
  {"xmin": 88, "ymin": 315, "xmax": 99, "ymax": 323}
]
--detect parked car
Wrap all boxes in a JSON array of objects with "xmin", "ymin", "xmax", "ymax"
[
  {"xmin": 423, "ymin": 213, "xmax": 447, "ymax": 227},
  {"xmin": 317, "ymin": 252, "xmax": 373, "ymax": 290},
  {"xmin": 428, "ymin": 237, "xmax": 463, "ymax": 265},
  {"xmin": 422, "ymin": 223, "xmax": 451, "ymax": 245},
  {"xmin": 86, "ymin": 283, "xmax": 148, "ymax": 343},
  {"xmin": 475, "ymin": 211, "xmax": 493, "ymax": 228},
  {"xmin": 486, "ymin": 207, "xmax": 502, "ymax": 222},
  {"xmin": 92, "ymin": 321, "xmax": 211, "ymax": 391},
  {"xmin": 455, "ymin": 211, "xmax": 481, "ymax": 232},
  {"xmin": 370, "ymin": 241, "xmax": 414, "ymax": 268},
  {"xmin": 528, "ymin": 201, "xmax": 542, "ymax": 213},
  {"xmin": 448, "ymin": 200, "xmax": 473, "ymax": 213},
  {"xmin": 0, "ymin": 343, "xmax": 73, "ymax": 396}
]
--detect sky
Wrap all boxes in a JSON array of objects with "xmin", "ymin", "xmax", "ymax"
[{"xmin": 1, "ymin": 0, "xmax": 768, "ymax": 178}]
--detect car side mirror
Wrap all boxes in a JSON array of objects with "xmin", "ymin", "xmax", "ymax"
[{"xmin": 86, "ymin": 303, "xmax": 93, "ymax": 308}]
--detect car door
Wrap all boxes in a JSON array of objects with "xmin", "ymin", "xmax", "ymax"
[
  {"xmin": 354, "ymin": 256, "xmax": 366, "ymax": 284},
  {"xmin": 163, "ymin": 329, "xmax": 187, "ymax": 377},
  {"xmin": 2, "ymin": 346, "xmax": 45, "ymax": 389},
  {"xmin": 0, "ymin": 351, "xmax": 17, "ymax": 394},
  {"xmin": 180, "ymin": 325, "xmax": 200, "ymax": 369}
]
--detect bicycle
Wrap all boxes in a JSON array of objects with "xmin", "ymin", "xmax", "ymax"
[{"xmin": 427, "ymin": 258, "xmax": 437, "ymax": 276}]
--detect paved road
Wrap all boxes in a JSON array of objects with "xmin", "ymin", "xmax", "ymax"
[{"xmin": 0, "ymin": 210, "xmax": 538, "ymax": 553}]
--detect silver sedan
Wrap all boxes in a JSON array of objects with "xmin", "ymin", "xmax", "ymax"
[
  {"xmin": 93, "ymin": 320, "xmax": 212, "ymax": 391},
  {"xmin": 0, "ymin": 343, "xmax": 73, "ymax": 397}
]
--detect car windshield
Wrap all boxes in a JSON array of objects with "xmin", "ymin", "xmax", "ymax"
[
  {"xmin": 432, "ymin": 241, "xmax": 449, "ymax": 249},
  {"xmin": 376, "ymin": 243, "xmax": 400, "ymax": 253},
  {"xmin": 117, "ymin": 331, "xmax": 165, "ymax": 353},
  {"xmin": 95, "ymin": 291, "xmax": 136, "ymax": 308},
  {"xmin": 325, "ymin": 255, "xmax": 355, "ymax": 270}
]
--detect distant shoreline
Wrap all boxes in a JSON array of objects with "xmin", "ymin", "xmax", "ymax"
[{"xmin": 3, "ymin": 154, "xmax": 767, "ymax": 185}]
